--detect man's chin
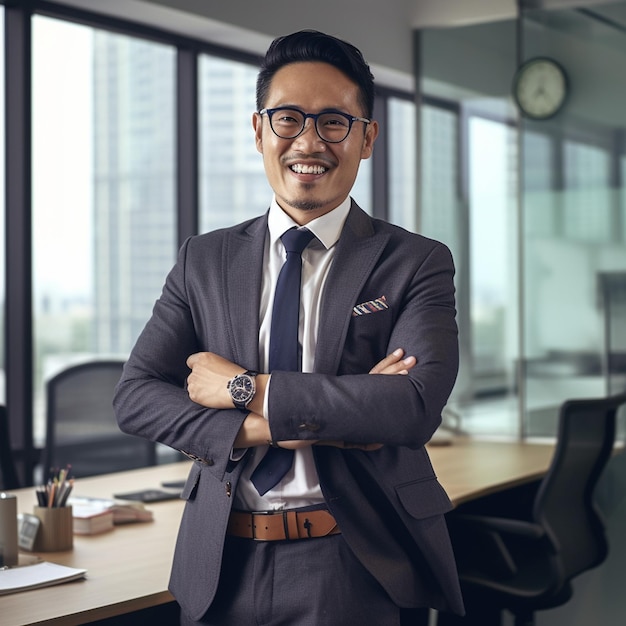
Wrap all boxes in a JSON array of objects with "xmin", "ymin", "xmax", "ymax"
[
  {"xmin": 289, "ymin": 200, "xmax": 325, "ymax": 212},
  {"xmin": 279, "ymin": 193, "xmax": 326, "ymax": 213}
]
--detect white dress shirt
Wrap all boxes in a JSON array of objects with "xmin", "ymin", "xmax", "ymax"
[{"xmin": 234, "ymin": 196, "xmax": 351, "ymax": 511}]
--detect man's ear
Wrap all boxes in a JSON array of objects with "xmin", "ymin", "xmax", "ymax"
[
  {"xmin": 252, "ymin": 112, "xmax": 263, "ymax": 154},
  {"xmin": 360, "ymin": 119, "xmax": 379, "ymax": 160}
]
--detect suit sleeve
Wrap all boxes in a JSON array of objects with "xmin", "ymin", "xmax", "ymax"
[
  {"xmin": 267, "ymin": 241, "xmax": 458, "ymax": 448},
  {"xmin": 113, "ymin": 236, "xmax": 247, "ymax": 478}
]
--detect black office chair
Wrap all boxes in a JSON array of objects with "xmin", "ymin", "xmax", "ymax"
[
  {"xmin": 441, "ymin": 392, "xmax": 626, "ymax": 626},
  {"xmin": 0, "ymin": 405, "xmax": 21, "ymax": 490},
  {"xmin": 43, "ymin": 359, "xmax": 157, "ymax": 479}
]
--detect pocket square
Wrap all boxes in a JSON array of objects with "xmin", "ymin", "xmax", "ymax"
[{"xmin": 352, "ymin": 295, "xmax": 388, "ymax": 317}]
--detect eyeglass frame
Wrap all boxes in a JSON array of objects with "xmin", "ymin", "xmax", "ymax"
[{"xmin": 258, "ymin": 106, "xmax": 371, "ymax": 143}]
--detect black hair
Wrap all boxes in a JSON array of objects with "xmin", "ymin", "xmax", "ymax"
[{"xmin": 256, "ymin": 30, "xmax": 375, "ymax": 118}]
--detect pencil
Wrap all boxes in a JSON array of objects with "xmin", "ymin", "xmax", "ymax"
[{"xmin": 48, "ymin": 482, "xmax": 56, "ymax": 508}]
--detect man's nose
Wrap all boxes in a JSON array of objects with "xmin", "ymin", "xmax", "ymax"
[{"xmin": 293, "ymin": 118, "xmax": 325, "ymax": 147}]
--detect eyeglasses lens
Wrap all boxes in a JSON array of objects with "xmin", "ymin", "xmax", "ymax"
[{"xmin": 269, "ymin": 109, "xmax": 351, "ymax": 143}]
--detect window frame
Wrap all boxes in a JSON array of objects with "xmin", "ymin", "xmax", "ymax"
[{"xmin": 3, "ymin": 0, "xmax": 407, "ymax": 484}]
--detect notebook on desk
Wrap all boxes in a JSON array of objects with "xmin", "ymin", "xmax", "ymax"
[
  {"xmin": 112, "ymin": 488, "xmax": 181, "ymax": 503},
  {"xmin": 68, "ymin": 496, "xmax": 155, "ymax": 524},
  {"xmin": 0, "ymin": 561, "xmax": 86, "ymax": 595}
]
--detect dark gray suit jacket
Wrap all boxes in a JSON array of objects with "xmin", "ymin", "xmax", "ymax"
[{"xmin": 114, "ymin": 201, "xmax": 464, "ymax": 619}]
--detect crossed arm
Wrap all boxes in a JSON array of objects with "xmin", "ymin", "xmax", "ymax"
[{"xmin": 185, "ymin": 348, "xmax": 417, "ymax": 450}]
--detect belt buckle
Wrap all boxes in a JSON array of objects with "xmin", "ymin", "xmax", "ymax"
[
  {"xmin": 251, "ymin": 509, "xmax": 292, "ymax": 541},
  {"xmin": 249, "ymin": 510, "xmax": 280, "ymax": 541}
]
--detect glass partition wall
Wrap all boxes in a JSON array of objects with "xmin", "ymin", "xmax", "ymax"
[
  {"xmin": 519, "ymin": 5, "xmax": 626, "ymax": 440},
  {"xmin": 420, "ymin": 12, "xmax": 626, "ymax": 620},
  {"xmin": 419, "ymin": 2, "xmax": 626, "ymax": 440},
  {"xmin": 419, "ymin": 18, "xmax": 522, "ymax": 437}
]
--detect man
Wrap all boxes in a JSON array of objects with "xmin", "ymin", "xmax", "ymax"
[{"xmin": 114, "ymin": 30, "xmax": 464, "ymax": 625}]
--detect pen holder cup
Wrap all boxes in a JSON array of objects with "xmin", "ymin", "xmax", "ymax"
[{"xmin": 33, "ymin": 506, "xmax": 73, "ymax": 552}]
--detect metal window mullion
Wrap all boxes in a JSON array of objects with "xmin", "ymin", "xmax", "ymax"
[
  {"xmin": 176, "ymin": 46, "xmax": 199, "ymax": 246},
  {"xmin": 371, "ymin": 93, "xmax": 388, "ymax": 220},
  {"xmin": 5, "ymin": 4, "xmax": 35, "ymax": 484}
]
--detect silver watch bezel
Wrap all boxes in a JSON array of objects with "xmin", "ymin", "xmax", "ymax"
[{"xmin": 227, "ymin": 370, "xmax": 257, "ymax": 410}]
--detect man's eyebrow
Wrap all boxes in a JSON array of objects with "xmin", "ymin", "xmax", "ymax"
[{"xmin": 270, "ymin": 105, "xmax": 353, "ymax": 114}]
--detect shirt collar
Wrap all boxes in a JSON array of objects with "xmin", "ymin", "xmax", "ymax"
[{"xmin": 268, "ymin": 196, "xmax": 351, "ymax": 251}]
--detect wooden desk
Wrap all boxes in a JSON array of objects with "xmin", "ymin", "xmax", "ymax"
[
  {"xmin": 1, "ymin": 440, "xmax": 555, "ymax": 625},
  {"xmin": 2, "ymin": 462, "xmax": 191, "ymax": 626},
  {"xmin": 427, "ymin": 438, "xmax": 554, "ymax": 506}
]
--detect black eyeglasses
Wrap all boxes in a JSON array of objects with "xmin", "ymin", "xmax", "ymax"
[{"xmin": 259, "ymin": 107, "xmax": 371, "ymax": 143}]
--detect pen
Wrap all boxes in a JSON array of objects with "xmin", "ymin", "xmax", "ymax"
[
  {"xmin": 48, "ymin": 481, "xmax": 56, "ymax": 508},
  {"xmin": 36, "ymin": 466, "xmax": 74, "ymax": 508},
  {"xmin": 57, "ymin": 479, "xmax": 74, "ymax": 507}
]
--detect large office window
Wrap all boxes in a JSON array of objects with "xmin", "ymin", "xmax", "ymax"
[
  {"xmin": 420, "ymin": 104, "xmax": 467, "ymax": 400},
  {"xmin": 420, "ymin": 104, "xmax": 460, "ymax": 254},
  {"xmin": 31, "ymin": 16, "xmax": 176, "ymax": 441},
  {"xmin": 4, "ymin": 3, "xmax": 408, "ymax": 482},
  {"xmin": 468, "ymin": 116, "xmax": 518, "ymax": 394},
  {"xmin": 421, "ymin": 104, "xmax": 522, "ymax": 436},
  {"xmin": 351, "ymin": 151, "xmax": 372, "ymax": 213},
  {"xmin": 388, "ymin": 96, "xmax": 417, "ymax": 231},
  {"xmin": 199, "ymin": 55, "xmax": 270, "ymax": 232}
]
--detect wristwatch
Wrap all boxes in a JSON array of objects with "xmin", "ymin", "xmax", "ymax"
[{"xmin": 226, "ymin": 370, "xmax": 258, "ymax": 411}]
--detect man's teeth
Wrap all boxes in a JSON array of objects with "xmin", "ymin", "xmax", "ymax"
[{"xmin": 291, "ymin": 164, "xmax": 327, "ymax": 174}]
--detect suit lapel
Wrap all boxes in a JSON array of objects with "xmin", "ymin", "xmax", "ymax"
[
  {"xmin": 314, "ymin": 202, "xmax": 390, "ymax": 375},
  {"xmin": 220, "ymin": 205, "xmax": 389, "ymax": 375},
  {"xmin": 222, "ymin": 214, "xmax": 268, "ymax": 370}
]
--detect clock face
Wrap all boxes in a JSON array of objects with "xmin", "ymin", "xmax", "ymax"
[
  {"xmin": 513, "ymin": 58, "xmax": 568, "ymax": 120},
  {"xmin": 230, "ymin": 374, "xmax": 254, "ymax": 402}
]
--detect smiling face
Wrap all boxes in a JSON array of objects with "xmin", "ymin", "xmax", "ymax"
[{"xmin": 253, "ymin": 61, "xmax": 378, "ymax": 225}]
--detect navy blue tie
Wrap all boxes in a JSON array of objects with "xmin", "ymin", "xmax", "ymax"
[{"xmin": 251, "ymin": 227, "xmax": 315, "ymax": 495}]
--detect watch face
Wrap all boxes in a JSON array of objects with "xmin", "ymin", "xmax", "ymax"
[
  {"xmin": 229, "ymin": 374, "xmax": 254, "ymax": 403},
  {"xmin": 513, "ymin": 58, "xmax": 568, "ymax": 120}
]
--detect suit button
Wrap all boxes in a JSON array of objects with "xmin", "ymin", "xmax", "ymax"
[{"xmin": 181, "ymin": 450, "xmax": 213, "ymax": 465}]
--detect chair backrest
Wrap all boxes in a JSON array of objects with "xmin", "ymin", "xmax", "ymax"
[
  {"xmin": 43, "ymin": 360, "xmax": 157, "ymax": 478},
  {"xmin": 0, "ymin": 405, "xmax": 21, "ymax": 490},
  {"xmin": 533, "ymin": 392, "xmax": 626, "ymax": 582}
]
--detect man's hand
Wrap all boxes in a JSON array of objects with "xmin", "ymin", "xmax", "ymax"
[
  {"xmin": 186, "ymin": 352, "xmax": 247, "ymax": 409},
  {"xmin": 369, "ymin": 348, "xmax": 416, "ymax": 375}
]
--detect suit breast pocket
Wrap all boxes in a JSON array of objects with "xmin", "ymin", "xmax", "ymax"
[{"xmin": 339, "ymin": 307, "xmax": 394, "ymax": 374}]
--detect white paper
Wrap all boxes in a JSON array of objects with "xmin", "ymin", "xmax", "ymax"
[{"xmin": 0, "ymin": 561, "xmax": 87, "ymax": 595}]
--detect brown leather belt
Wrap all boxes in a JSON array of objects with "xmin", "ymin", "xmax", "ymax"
[{"xmin": 227, "ymin": 509, "xmax": 341, "ymax": 541}]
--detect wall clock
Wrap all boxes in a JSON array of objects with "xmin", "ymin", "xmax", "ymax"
[{"xmin": 512, "ymin": 57, "xmax": 568, "ymax": 120}]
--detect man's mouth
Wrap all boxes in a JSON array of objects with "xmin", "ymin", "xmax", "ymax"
[{"xmin": 290, "ymin": 163, "xmax": 327, "ymax": 175}]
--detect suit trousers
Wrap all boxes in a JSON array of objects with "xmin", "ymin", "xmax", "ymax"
[{"xmin": 179, "ymin": 532, "xmax": 430, "ymax": 626}]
